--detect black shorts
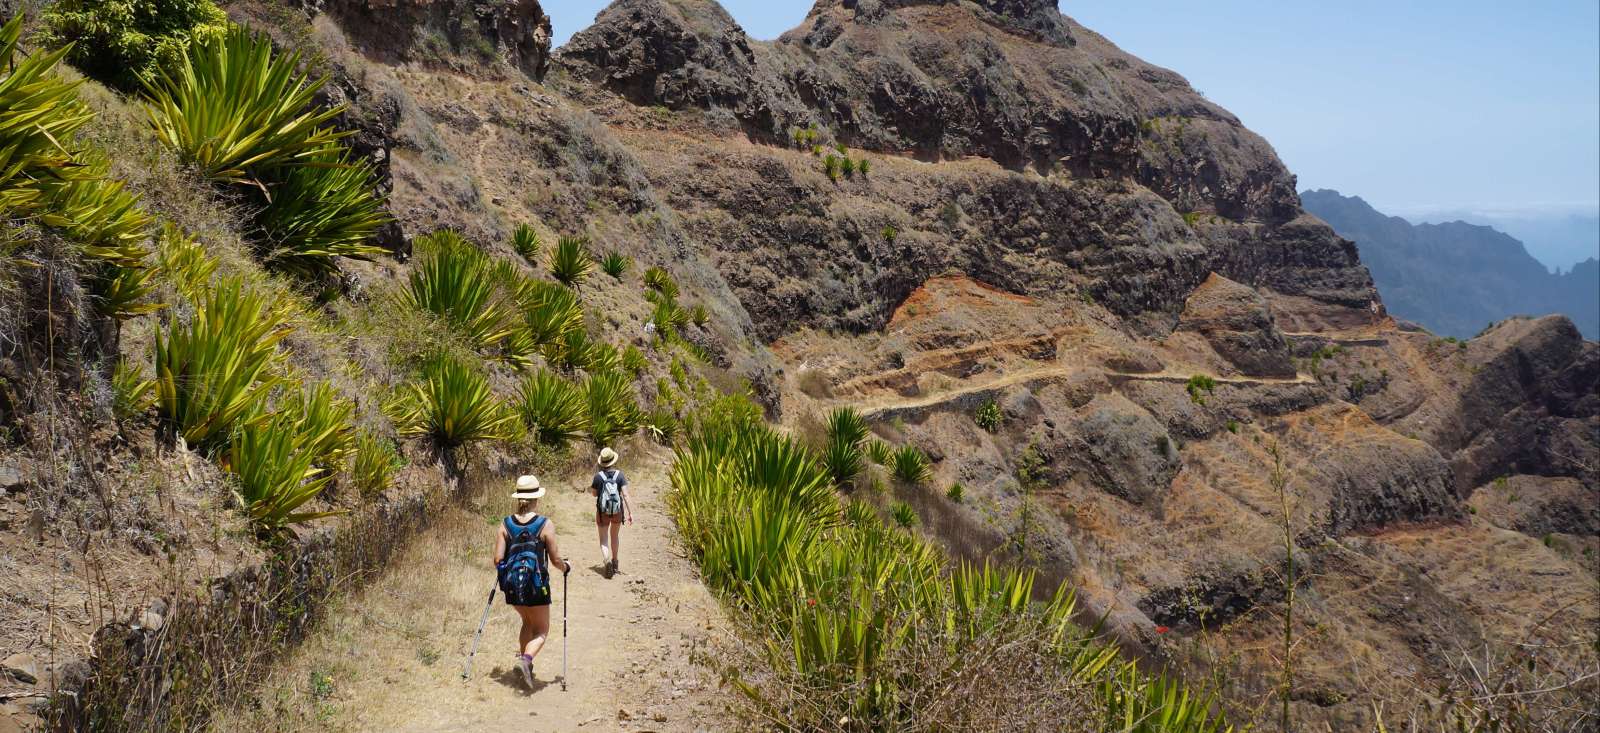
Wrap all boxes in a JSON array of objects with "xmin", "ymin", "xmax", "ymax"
[
  {"xmin": 500, "ymin": 565, "xmax": 552, "ymax": 607},
  {"xmin": 505, "ymin": 581, "xmax": 551, "ymax": 607}
]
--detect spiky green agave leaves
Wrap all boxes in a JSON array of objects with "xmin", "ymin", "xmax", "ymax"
[
  {"xmin": 822, "ymin": 407, "xmax": 870, "ymax": 488},
  {"xmin": 225, "ymin": 409, "xmax": 343, "ymax": 529},
  {"xmin": 401, "ymin": 230, "xmax": 511, "ymax": 350},
  {"xmin": 598, "ymin": 251, "xmax": 629, "ymax": 279},
  {"xmin": 515, "ymin": 369, "xmax": 589, "ymax": 448},
  {"xmin": 144, "ymin": 25, "xmax": 346, "ymax": 185},
  {"xmin": 393, "ymin": 354, "xmax": 516, "ymax": 448},
  {"xmin": 585, "ymin": 370, "xmax": 640, "ymax": 448},
  {"xmin": 143, "ymin": 25, "xmax": 387, "ymax": 276},
  {"xmin": 153, "ymin": 276, "xmax": 290, "ymax": 451},
  {"xmin": 549, "ymin": 235, "xmax": 593, "ymax": 289},
  {"xmin": 889, "ymin": 443, "xmax": 932, "ymax": 485},
  {"xmin": 511, "ymin": 223, "xmax": 540, "ymax": 262}
]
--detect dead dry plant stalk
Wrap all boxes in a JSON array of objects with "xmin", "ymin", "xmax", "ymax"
[{"xmin": 1269, "ymin": 440, "xmax": 1294, "ymax": 733}]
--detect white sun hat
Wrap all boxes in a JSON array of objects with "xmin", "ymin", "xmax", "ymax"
[
  {"xmin": 511, "ymin": 475, "xmax": 545, "ymax": 500},
  {"xmin": 597, "ymin": 447, "xmax": 619, "ymax": 467}
]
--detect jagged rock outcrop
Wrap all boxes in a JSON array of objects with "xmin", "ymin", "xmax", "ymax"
[
  {"xmin": 1177, "ymin": 273, "xmax": 1296, "ymax": 377},
  {"xmin": 322, "ymin": 0, "xmax": 552, "ymax": 79},
  {"xmin": 558, "ymin": 0, "xmax": 1377, "ymax": 341}
]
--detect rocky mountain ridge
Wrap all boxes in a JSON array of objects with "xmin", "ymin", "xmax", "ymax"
[{"xmin": 1303, "ymin": 188, "xmax": 1600, "ymax": 339}]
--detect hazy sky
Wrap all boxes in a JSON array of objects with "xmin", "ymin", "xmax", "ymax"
[{"xmin": 543, "ymin": 1, "xmax": 1600, "ymax": 219}]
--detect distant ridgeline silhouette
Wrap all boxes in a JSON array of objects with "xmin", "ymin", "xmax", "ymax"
[{"xmin": 1303, "ymin": 189, "xmax": 1598, "ymax": 340}]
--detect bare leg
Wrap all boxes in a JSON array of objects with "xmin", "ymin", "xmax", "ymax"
[
  {"xmin": 515, "ymin": 605, "xmax": 537, "ymax": 655},
  {"xmin": 609, "ymin": 520, "xmax": 622, "ymax": 567},
  {"xmin": 596, "ymin": 515, "xmax": 611, "ymax": 563},
  {"xmin": 524, "ymin": 604, "xmax": 551, "ymax": 659}
]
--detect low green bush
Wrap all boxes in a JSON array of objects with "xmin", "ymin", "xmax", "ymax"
[
  {"xmin": 974, "ymin": 399, "xmax": 1003, "ymax": 432},
  {"xmin": 891, "ymin": 500, "xmax": 917, "ymax": 529},
  {"xmin": 40, "ymin": 0, "xmax": 229, "ymax": 92}
]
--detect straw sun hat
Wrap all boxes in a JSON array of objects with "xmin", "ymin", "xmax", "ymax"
[
  {"xmin": 511, "ymin": 475, "xmax": 544, "ymax": 500},
  {"xmin": 597, "ymin": 447, "xmax": 619, "ymax": 467}
]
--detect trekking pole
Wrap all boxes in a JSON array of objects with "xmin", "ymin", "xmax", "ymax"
[
  {"xmin": 561, "ymin": 563, "xmax": 570, "ymax": 691},
  {"xmin": 462, "ymin": 583, "xmax": 497, "ymax": 680}
]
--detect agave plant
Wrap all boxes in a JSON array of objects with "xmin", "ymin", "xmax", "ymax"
[
  {"xmin": 91, "ymin": 261, "xmax": 164, "ymax": 321},
  {"xmin": 153, "ymin": 276, "xmax": 290, "ymax": 451},
  {"xmin": 157, "ymin": 223, "xmax": 218, "ymax": 296},
  {"xmin": 585, "ymin": 370, "xmax": 640, "ymax": 448},
  {"xmin": 865, "ymin": 439, "xmax": 894, "ymax": 466},
  {"xmin": 511, "ymin": 222, "xmax": 540, "ymax": 262},
  {"xmin": 251, "ymin": 148, "xmax": 388, "ymax": 277},
  {"xmin": 143, "ymin": 26, "xmax": 347, "ymax": 185},
  {"xmin": 586, "ymin": 341, "xmax": 622, "ymax": 375},
  {"xmin": 598, "ymin": 251, "xmax": 629, "ymax": 280},
  {"xmin": 519, "ymin": 280, "xmax": 584, "ymax": 350},
  {"xmin": 393, "ymin": 354, "xmax": 516, "ymax": 448},
  {"xmin": 401, "ymin": 230, "xmax": 511, "ymax": 350},
  {"xmin": 111, "ymin": 358, "xmax": 154, "ymax": 422},
  {"xmin": 546, "ymin": 327, "xmax": 592, "ymax": 373},
  {"xmin": 225, "ymin": 410, "xmax": 343, "ymax": 529},
  {"xmin": 822, "ymin": 407, "xmax": 869, "ymax": 488},
  {"xmin": 286, "ymin": 381, "xmax": 357, "ymax": 472},
  {"xmin": 621, "ymin": 345, "xmax": 648, "ymax": 376},
  {"xmin": 643, "ymin": 266, "xmax": 678, "ymax": 300},
  {"xmin": 890, "ymin": 444, "xmax": 932, "ymax": 485},
  {"xmin": 0, "ymin": 15, "xmax": 94, "ymax": 220},
  {"xmin": 515, "ymin": 369, "xmax": 589, "ymax": 448},
  {"xmin": 350, "ymin": 430, "xmax": 405, "ymax": 498},
  {"xmin": 549, "ymin": 235, "xmax": 593, "ymax": 289}
]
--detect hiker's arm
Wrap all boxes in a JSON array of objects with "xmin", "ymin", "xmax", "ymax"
[
  {"xmin": 493, "ymin": 526, "xmax": 507, "ymax": 568},
  {"xmin": 622, "ymin": 487, "xmax": 633, "ymax": 524},
  {"xmin": 543, "ymin": 523, "xmax": 571, "ymax": 574}
]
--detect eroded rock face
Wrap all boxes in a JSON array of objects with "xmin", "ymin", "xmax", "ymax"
[
  {"xmin": 559, "ymin": 0, "xmax": 1377, "ymax": 342},
  {"xmin": 323, "ymin": 0, "xmax": 552, "ymax": 79},
  {"xmin": 1177, "ymin": 273, "xmax": 1296, "ymax": 377}
]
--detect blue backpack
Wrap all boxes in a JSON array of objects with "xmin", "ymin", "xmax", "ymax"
[{"xmin": 499, "ymin": 515, "xmax": 549, "ymax": 603}]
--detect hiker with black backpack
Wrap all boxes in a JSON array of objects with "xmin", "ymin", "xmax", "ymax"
[
  {"xmin": 590, "ymin": 447, "xmax": 632, "ymax": 579},
  {"xmin": 493, "ymin": 475, "xmax": 570, "ymax": 689}
]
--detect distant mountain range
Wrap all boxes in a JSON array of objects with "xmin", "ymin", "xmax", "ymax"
[{"xmin": 1302, "ymin": 189, "xmax": 1598, "ymax": 339}]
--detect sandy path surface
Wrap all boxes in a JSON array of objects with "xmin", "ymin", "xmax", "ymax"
[{"xmin": 212, "ymin": 448, "xmax": 732, "ymax": 733}]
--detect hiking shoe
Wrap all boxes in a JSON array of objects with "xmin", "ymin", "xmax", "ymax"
[
  {"xmin": 613, "ymin": 557, "xmax": 621, "ymax": 574},
  {"xmin": 516, "ymin": 654, "xmax": 534, "ymax": 690},
  {"xmin": 603, "ymin": 559, "xmax": 614, "ymax": 579}
]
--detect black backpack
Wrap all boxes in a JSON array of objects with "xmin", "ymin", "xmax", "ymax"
[{"xmin": 499, "ymin": 515, "xmax": 548, "ymax": 603}]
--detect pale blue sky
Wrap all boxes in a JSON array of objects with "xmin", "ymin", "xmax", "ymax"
[{"xmin": 544, "ymin": 1, "xmax": 1599, "ymax": 225}]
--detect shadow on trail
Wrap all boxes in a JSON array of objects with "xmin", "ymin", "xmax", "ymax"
[{"xmin": 488, "ymin": 666, "xmax": 552, "ymax": 695}]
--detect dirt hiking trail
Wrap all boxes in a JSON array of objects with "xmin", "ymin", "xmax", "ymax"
[{"xmin": 212, "ymin": 447, "xmax": 733, "ymax": 732}]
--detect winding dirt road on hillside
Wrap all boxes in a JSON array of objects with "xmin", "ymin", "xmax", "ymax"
[{"xmin": 212, "ymin": 449, "xmax": 732, "ymax": 733}]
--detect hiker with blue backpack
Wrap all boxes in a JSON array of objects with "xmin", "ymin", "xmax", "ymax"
[
  {"xmin": 590, "ymin": 447, "xmax": 632, "ymax": 579},
  {"xmin": 493, "ymin": 474, "xmax": 570, "ymax": 689}
]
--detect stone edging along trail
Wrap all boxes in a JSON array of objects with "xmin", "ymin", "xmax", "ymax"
[{"xmin": 210, "ymin": 448, "xmax": 732, "ymax": 733}]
